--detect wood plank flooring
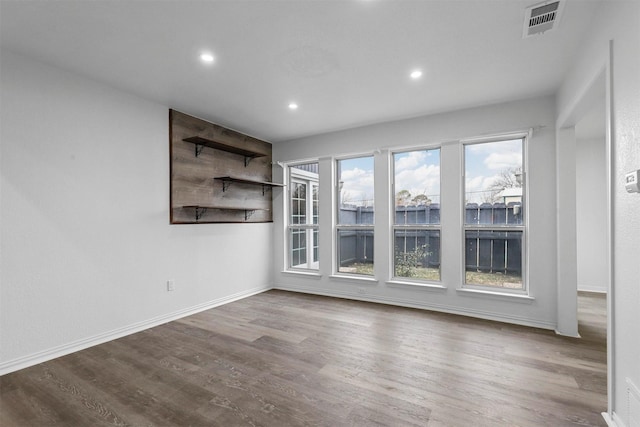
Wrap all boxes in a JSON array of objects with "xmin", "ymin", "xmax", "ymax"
[{"xmin": 1, "ymin": 290, "xmax": 607, "ymax": 426}]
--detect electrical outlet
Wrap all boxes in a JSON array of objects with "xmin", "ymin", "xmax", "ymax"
[{"xmin": 167, "ymin": 280, "xmax": 175, "ymax": 292}]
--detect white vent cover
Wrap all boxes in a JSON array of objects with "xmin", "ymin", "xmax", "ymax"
[{"xmin": 523, "ymin": 1, "xmax": 565, "ymax": 38}]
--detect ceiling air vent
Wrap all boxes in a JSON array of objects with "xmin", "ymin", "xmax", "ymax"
[{"xmin": 523, "ymin": 1, "xmax": 564, "ymax": 38}]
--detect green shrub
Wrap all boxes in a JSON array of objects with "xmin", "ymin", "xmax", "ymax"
[{"xmin": 395, "ymin": 244, "xmax": 430, "ymax": 278}]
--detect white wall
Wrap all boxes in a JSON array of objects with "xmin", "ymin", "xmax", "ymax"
[
  {"xmin": 272, "ymin": 95, "xmax": 559, "ymax": 331},
  {"xmin": 555, "ymin": 126, "xmax": 579, "ymax": 336},
  {"xmin": 557, "ymin": 1, "xmax": 640, "ymax": 425},
  {"xmin": 0, "ymin": 51, "xmax": 272, "ymax": 373},
  {"xmin": 576, "ymin": 137, "xmax": 608, "ymax": 293}
]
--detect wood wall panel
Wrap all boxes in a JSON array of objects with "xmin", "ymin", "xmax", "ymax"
[{"xmin": 169, "ymin": 110, "xmax": 276, "ymax": 224}]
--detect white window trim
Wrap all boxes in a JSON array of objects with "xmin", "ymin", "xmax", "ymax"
[
  {"xmin": 461, "ymin": 134, "xmax": 529, "ymax": 296},
  {"xmin": 286, "ymin": 162, "xmax": 319, "ymax": 273},
  {"xmin": 390, "ymin": 147, "xmax": 442, "ymax": 284},
  {"xmin": 335, "ymin": 154, "xmax": 376, "ymax": 278},
  {"xmin": 386, "ymin": 279, "xmax": 447, "ymax": 290},
  {"xmin": 456, "ymin": 287, "xmax": 535, "ymax": 303}
]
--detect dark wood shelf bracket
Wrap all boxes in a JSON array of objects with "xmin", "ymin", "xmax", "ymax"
[{"xmin": 182, "ymin": 206, "xmax": 208, "ymax": 222}]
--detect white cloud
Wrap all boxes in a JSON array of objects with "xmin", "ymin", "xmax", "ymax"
[
  {"xmin": 395, "ymin": 164, "xmax": 440, "ymax": 201},
  {"xmin": 466, "ymin": 139, "xmax": 521, "ymax": 170},
  {"xmin": 395, "ymin": 150, "xmax": 429, "ymax": 173},
  {"xmin": 484, "ymin": 151, "xmax": 521, "ymax": 171},
  {"xmin": 465, "ymin": 140, "xmax": 522, "ymax": 200},
  {"xmin": 465, "ymin": 175, "xmax": 486, "ymax": 193},
  {"xmin": 341, "ymin": 167, "xmax": 368, "ymax": 181},
  {"xmin": 465, "ymin": 173, "xmax": 507, "ymax": 203},
  {"xmin": 393, "ymin": 150, "xmax": 440, "ymax": 202},
  {"xmin": 340, "ymin": 167, "xmax": 374, "ymax": 204}
]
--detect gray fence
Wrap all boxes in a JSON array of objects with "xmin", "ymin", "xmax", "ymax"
[{"xmin": 338, "ymin": 202, "xmax": 523, "ymax": 273}]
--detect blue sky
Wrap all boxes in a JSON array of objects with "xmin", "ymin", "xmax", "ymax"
[
  {"xmin": 338, "ymin": 156, "xmax": 374, "ymax": 206},
  {"xmin": 337, "ymin": 139, "xmax": 522, "ymax": 206},
  {"xmin": 394, "ymin": 149, "xmax": 440, "ymax": 204},
  {"xmin": 465, "ymin": 139, "xmax": 523, "ymax": 203}
]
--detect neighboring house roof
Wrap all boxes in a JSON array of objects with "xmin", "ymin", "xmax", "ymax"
[{"xmin": 499, "ymin": 187, "xmax": 523, "ymax": 198}]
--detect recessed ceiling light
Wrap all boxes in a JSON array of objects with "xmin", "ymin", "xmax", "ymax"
[
  {"xmin": 410, "ymin": 70, "xmax": 423, "ymax": 79},
  {"xmin": 288, "ymin": 103, "xmax": 299, "ymax": 110},
  {"xmin": 200, "ymin": 53, "xmax": 215, "ymax": 63}
]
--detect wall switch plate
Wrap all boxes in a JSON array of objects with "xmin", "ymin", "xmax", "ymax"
[{"xmin": 167, "ymin": 280, "xmax": 175, "ymax": 291}]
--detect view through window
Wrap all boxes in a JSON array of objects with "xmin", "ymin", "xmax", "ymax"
[
  {"xmin": 393, "ymin": 148, "xmax": 441, "ymax": 281},
  {"xmin": 336, "ymin": 156, "xmax": 374, "ymax": 275},
  {"xmin": 288, "ymin": 162, "xmax": 319, "ymax": 270},
  {"xmin": 464, "ymin": 138, "xmax": 525, "ymax": 290}
]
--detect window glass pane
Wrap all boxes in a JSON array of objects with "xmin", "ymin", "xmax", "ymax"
[
  {"xmin": 313, "ymin": 229, "xmax": 319, "ymax": 263},
  {"xmin": 394, "ymin": 149, "xmax": 440, "ymax": 224},
  {"xmin": 394, "ymin": 229, "xmax": 440, "ymax": 280},
  {"xmin": 464, "ymin": 139, "xmax": 523, "ymax": 225},
  {"xmin": 337, "ymin": 157, "xmax": 374, "ymax": 225},
  {"xmin": 312, "ymin": 184, "xmax": 319, "ymax": 225},
  {"xmin": 291, "ymin": 162, "xmax": 319, "ymax": 175},
  {"xmin": 337, "ymin": 229, "xmax": 374, "ymax": 275},
  {"xmin": 291, "ymin": 182, "xmax": 306, "ymax": 224},
  {"xmin": 288, "ymin": 162, "xmax": 319, "ymax": 271},
  {"xmin": 289, "ymin": 228, "xmax": 308, "ymax": 268},
  {"xmin": 464, "ymin": 230, "xmax": 523, "ymax": 289}
]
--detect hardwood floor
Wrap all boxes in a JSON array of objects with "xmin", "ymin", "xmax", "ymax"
[{"xmin": 1, "ymin": 290, "xmax": 607, "ymax": 426}]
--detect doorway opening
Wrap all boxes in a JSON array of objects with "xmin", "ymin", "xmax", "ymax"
[{"xmin": 564, "ymin": 65, "xmax": 611, "ymax": 419}]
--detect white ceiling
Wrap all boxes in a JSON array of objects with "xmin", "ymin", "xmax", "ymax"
[{"xmin": 0, "ymin": 0, "xmax": 601, "ymax": 143}]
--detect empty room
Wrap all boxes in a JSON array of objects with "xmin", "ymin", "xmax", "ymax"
[{"xmin": 1, "ymin": 1, "xmax": 638, "ymax": 426}]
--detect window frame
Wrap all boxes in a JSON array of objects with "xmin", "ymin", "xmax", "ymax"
[
  {"xmin": 286, "ymin": 162, "xmax": 319, "ymax": 272},
  {"xmin": 461, "ymin": 134, "xmax": 528, "ymax": 294},
  {"xmin": 335, "ymin": 154, "xmax": 375, "ymax": 277},
  {"xmin": 391, "ymin": 147, "xmax": 442, "ymax": 284}
]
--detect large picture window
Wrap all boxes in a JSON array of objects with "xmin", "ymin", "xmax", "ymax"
[
  {"xmin": 392, "ymin": 148, "xmax": 441, "ymax": 281},
  {"xmin": 288, "ymin": 162, "xmax": 319, "ymax": 270},
  {"xmin": 464, "ymin": 138, "xmax": 525, "ymax": 290},
  {"xmin": 336, "ymin": 156, "xmax": 374, "ymax": 275}
]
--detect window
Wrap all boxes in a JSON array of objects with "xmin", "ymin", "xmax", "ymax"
[
  {"xmin": 336, "ymin": 156, "xmax": 374, "ymax": 275},
  {"xmin": 393, "ymin": 148, "xmax": 441, "ymax": 281},
  {"xmin": 464, "ymin": 138, "xmax": 525, "ymax": 290},
  {"xmin": 288, "ymin": 162, "xmax": 319, "ymax": 270}
]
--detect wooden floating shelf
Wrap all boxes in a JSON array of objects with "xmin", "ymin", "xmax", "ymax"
[
  {"xmin": 182, "ymin": 205, "xmax": 269, "ymax": 222},
  {"xmin": 183, "ymin": 136, "xmax": 266, "ymax": 166},
  {"xmin": 214, "ymin": 176, "xmax": 285, "ymax": 194},
  {"xmin": 171, "ymin": 110, "xmax": 275, "ymax": 224}
]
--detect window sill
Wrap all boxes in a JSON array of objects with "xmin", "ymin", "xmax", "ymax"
[
  {"xmin": 386, "ymin": 280, "xmax": 447, "ymax": 291},
  {"xmin": 329, "ymin": 274, "xmax": 378, "ymax": 284},
  {"xmin": 456, "ymin": 287, "xmax": 535, "ymax": 303},
  {"xmin": 281, "ymin": 270, "xmax": 322, "ymax": 278}
]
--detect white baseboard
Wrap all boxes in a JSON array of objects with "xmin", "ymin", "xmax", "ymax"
[
  {"xmin": 603, "ymin": 411, "xmax": 626, "ymax": 427},
  {"xmin": 0, "ymin": 285, "xmax": 270, "ymax": 376},
  {"xmin": 554, "ymin": 328, "xmax": 581, "ymax": 338},
  {"xmin": 272, "ymin": 284, "xmax": 556, "ymax": 331}
]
